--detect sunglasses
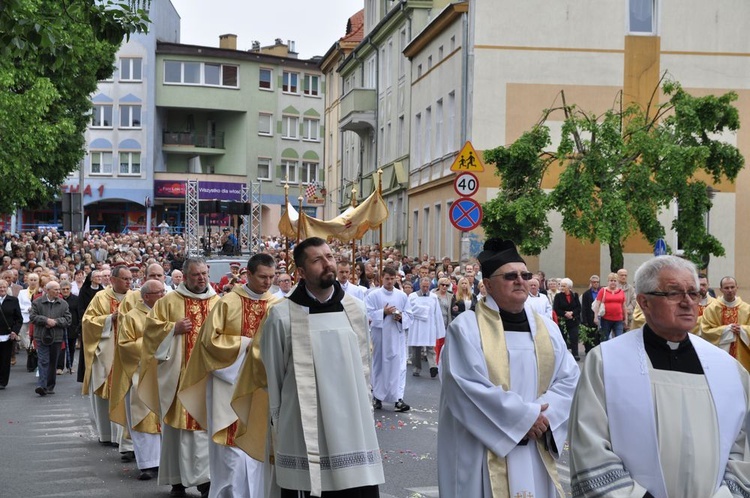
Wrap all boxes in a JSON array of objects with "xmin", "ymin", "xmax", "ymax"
[{"xmin": 491, "ymin": 271, "xmax": 534, "ymax": 281}]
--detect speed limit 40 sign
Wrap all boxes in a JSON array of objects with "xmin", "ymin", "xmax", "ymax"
[{"xmin": 453, "ymin": 172, "xmax": 479, "ymax": 197}]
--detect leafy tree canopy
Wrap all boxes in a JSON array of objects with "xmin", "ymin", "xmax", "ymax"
[
  {"xmin": 0, "ymin": 0, "xmax": 149, "ymax": 213},
  {"xmin": 482, "ymin": 77, "xmax": 744, "ymax": 270}
]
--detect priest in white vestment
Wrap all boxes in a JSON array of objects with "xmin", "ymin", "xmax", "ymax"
[
  {"xmin": 232, "ymin": 237, "xmax": 384, "ymax": 498},
  {"xmin": 366, "ymin": 266, "xmax": 413, "ymax": 412},
  {"xmin": 569, "ymin": 255, "xmax": 750, "ymax": 497},
  {"xmin": 407, "ymin": 277, "xmax": 445, "ymax": 378},
  {"xmin": 439, "ymin": 239, "xmax": 579, "ymax": 498}
]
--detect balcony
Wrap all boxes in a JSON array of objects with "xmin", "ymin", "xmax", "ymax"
[
  {"xmin": 162, "ymin": 131, "xmax": 226, "ymax": 156},
  {"xmin": 339, "ymin": 88, "xmax": 376, "ymax": 134}
]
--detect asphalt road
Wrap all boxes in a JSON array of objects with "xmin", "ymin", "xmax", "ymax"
[{"xmin": 0, "ymin": 350, "xmax": 575, "ymax": 498}]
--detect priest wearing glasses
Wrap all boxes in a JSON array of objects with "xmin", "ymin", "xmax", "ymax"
[
  {"xmin": 438, "ymin": 239, "xmax": 579, "ymax": 497},
  {"xmin": 569, "ymin": 255, "xmax": 750, "ymax": 497}
]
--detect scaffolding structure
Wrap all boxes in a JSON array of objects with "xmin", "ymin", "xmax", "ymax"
[
  {"xmin": 185, "ymin": 179, "xmax": 201, "ymax": 257},
  {"xmin": 240, "ymin": 184, "xmax": 250, "ymax": 252},
  {"xmin": 250, "ymin": 181, "xmax": 262, "ymax": 253}
]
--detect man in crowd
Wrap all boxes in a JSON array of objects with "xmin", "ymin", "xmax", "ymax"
[
  {"xmin": 527, "ymin": 277, "xmax": 553, "ymax": 319},
  {"xmin": 407, "ymin": 277, "xmax": 445, "ymax": 378},
  {"xmin": 581, "ymin": 275, "xmax": 601, "ymax": 353},
  {"xmin": 179, "ymin": 253, "xmax": 278, "ymax": 498},
  {"xmin": 218, "ymin": 262, "xmax": 241, "ymax": 291},
  {"xmin": 140, "ymin": 258, "xmax": 219, "ymax": 498},
  {"xmin": 273, "ymin": 272, "xmax": 293, "ymax": 298},
  {"xmin": 30, "ymin": 281, "xmax": 72, "ymax": 396},
  {"xmin": 168, "ymin": 270, "xmax": 183, "ymax": 291},
  {"xmin": 57, "ymin": 280, "xmax": 80, "ymax": 374},
  {"xmin": 366, "ymin": 265, "xmax": 413, "ymax": 412},
  {"xmin": 700, "ymin": 276, "xmax": 750, "ymax": 371},
  {"xmin": 569, "ymin": 256, "xmax": 750, "ymax": 495},
  {"xmin": 81, "ymin": 264, "xmax": 132, "ymax": 446},
  {"xmin": 232, "ymin": 237, "xmax": 384, "ymax": 497},
  {"xmin": 618, "ymin": 268, "xmax": 636, "ymax": 330},
  {"xmin": 111, "ymin": 279, "xmax": 164, "ymax": 481},
  {"xmin": 438, "ymin": 239, "xmax": 579, "ymax": 497},
  {"xmin": 337, "ymin": 260, "xmax": 365, "ymax": 301}
]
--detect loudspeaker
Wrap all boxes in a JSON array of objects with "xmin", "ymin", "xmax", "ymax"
[{"xmin": 220, "ymin": 201, "xmax": 251, "ymax": 215}]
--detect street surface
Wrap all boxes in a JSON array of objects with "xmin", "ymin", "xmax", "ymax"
[{"xmin": 0, "ymin": 351, "xmax": 575, "ymax": 498}]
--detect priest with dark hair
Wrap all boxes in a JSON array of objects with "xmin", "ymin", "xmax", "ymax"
[{"xmin": 438, "ymin": 239, "xmax": 579, "ymax": 497}]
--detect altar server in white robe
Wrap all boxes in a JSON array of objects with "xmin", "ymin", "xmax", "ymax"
[
  {"xmin": 366, "ymin": 265, "xmax": 413, "ymax": 412},
  {"xmin": 232, "ymin": 237, "xmax": 384, "ymax": 498},
  {"xmin": 569, "ymin": 255, "xmax": 750, "ymax": 498},
  {"xmin": 337, "ymin": 261, "xmax": 366, "ymax": 301},
  {"xmin": 438, "ymin": 239, "xmax": 579, "ymax": 498},
  {"xmin": 407, "ymin": 277, "xmax": 445, "ymax": 378}
]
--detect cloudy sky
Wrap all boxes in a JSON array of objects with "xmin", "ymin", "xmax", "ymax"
[{"xmin": 170, "ymin": 0, "xmax": 360, "ymax": 59}]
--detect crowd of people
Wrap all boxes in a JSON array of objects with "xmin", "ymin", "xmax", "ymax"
[{"xmin": 3, "ymin": 227, "xmax": 750, "ymax": 497}]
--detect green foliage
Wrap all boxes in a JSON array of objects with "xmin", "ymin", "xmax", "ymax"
[
  {"xmin": 482, "ymin": 77, "xmax": 744, "ymax": 270},
  {"xmin": 482, "ymin": 126, "xmax": 554, "ymax": 255},
  {"xmin": 0, "ymin": 0, "xmax": 150, "ymax": 212}
]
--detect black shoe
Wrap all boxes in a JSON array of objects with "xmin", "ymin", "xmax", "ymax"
[
  {"xmin": 394, "ymin": 399, "xmax": 410, "ymax": 412},
  {"xmin": 373, "ymin": 397, "xmax": 382, "ymax": 410},
  {"xmin": 412, "ymin": 371, "xmax": 420, "ymax": 377},
  {"xmin": 0, "ymin": 386, "xmax": 5, "ymax": 390},
  {"xmin": 35, "ymin": 386, "xmax": 46, "ymax": 396},
  {"xmin": 45, "ymin": 388, "xmax": 55, "ymax": 395},
  {"xmin": 197, "ymin": 482, "xmax": 210, "ymax": 498},
  {"xmin": 120, "ymin": 451, "xmax": 135, "ymax": 462},
  {"xmin": 170, "ymin": 484, "xmax": 187, "ymax": 497},
  {"xmin": 138, "ymin": 467, "xmax": 158, "ymax": 480},
  {"xmin": 574, "ymin": 356, "xmax": 581, "ymax": 361},
  {"xmin": 430, "ymin": 367, "xmax": 439, "ymax": 378}
]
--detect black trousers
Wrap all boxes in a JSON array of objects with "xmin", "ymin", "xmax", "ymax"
[
  {"xmin": 280, "ymin": 485, "xmax": 379, "ymax": 498},
  {"xmin": 0, "ymin": 339, "xmax": 13, "ymax": 387}
]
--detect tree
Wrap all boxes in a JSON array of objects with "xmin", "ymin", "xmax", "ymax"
[
  {"xmin": 482, "ymin": 78, "xmax": 744, "ymax": 271},
  {"xmin": 0, "ymin": 0, "xmax": 149, "ymax": 213}
]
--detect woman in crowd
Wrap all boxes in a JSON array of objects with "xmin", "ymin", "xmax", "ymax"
[
  {"xmin": 546, "ymin": 278, "xmax": 559, "ymax": 305},
  {"xmin": 433, "ymin": 277, "xmax": 453, "ymax": 331},
  {"xmin": 451, "ymin": 277, "xmax": 477, "ymax": 318},
  {"xmin": 593, "ymin": 272, "xmax": 627, "ymax": 341},
  {"xmin": 553, "ymin": 277, "xmax": 581, "ymax": 361}
]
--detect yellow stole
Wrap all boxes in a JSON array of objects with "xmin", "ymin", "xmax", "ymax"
[{"xmin": 475, "ymin": 300, "xmax": 563, "ymax": 498}]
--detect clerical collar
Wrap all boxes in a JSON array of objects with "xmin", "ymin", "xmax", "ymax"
[
  {"xmin": 243, "ymin": 285, "xmax": 264, "ymax": 300},
  {"xmin": 289, "ymin": 279, "xmax": 345, "ymax": 314},
  {"xmin": 485, "ymin": 295, "xmax": 531, "ymax": 332},
  {"xmin": 643, "ymin": 324, "xmax": 703, "ymax": 374}
]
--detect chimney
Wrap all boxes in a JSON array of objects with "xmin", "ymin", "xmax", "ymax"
[{"xmin": 219, "ymin": 34, "xmax": 237, "ymax": 50}]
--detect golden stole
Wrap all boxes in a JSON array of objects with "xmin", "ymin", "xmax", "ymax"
[{"xmin": 475, "ymin": 300, "xmax": 563, "ymax": 498}]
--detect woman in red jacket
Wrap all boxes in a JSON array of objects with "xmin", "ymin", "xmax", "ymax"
[{"xmin": 593, "ymin": 272, "xmax": 627, "ymax": 341}]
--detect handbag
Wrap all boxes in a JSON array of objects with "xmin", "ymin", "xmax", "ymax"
[
  {"xmin": 593, "ymin": 290, "xmax": 607, "ymax": 318},
  {"xmin": 26, "ymin": 347, "xmax": 38, "ymax": 372}
]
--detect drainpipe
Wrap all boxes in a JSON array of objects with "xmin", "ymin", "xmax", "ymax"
[{"xmin": 461, "ymin": 10, "xmax": 470, "ymax": 145}]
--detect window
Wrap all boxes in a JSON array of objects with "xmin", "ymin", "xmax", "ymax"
[
  {"xmin": 282, "ymin": 71, "xmax": 299, "ymax": 93},
  {"xmin": 303, "ymin": 74, "xmax": 320, "ymax": 96},
  {"xmin": 259, "ymin": 68, "xmax": 273, "ymax": 89},
  {"xmin": 119, "ymin": 152, "xmax": 141, "ymax": 175},
  {"xmin": 427, "ymin": 55, "xmax": 433, "ymax": 71},
  {"xmin": 399, "ymin": 29, "xmax": 407, "ymax": 76},
  {"xmin": 119, "ymin": 105, "xmax": 142, "ymax": 128},
  {"xmin": 417, "ymin": 64, "xmax": 422, "ymax": 79},
  {"xmin": 282, "ymin": 115, "xmax": 299, "ymax": 139},
  {"xmin": 435, "ymin": 99, "xmax": 443, "ymax": 158},
  {"xmin": 300, "ymin": 162, "xmax": 319, "ymax": 184},
  {"xmin": 258, "ymin": 113, "xmax": 273, "ymax": 136},
  {"xmin": 91, "ymin": 105, "xmax": 113, "ymax": 128},
  {"xmin": 447, "ymin": 91, "xmax": 456, "ymax": 151},
  {"xmin": 425, "ymin": 106, "xmax": 432, "ymax": 163},
  {"xmin": 257, "ymin": 157, "xmax": 272, "ymax": 180},
  {"xmin": 397, "ymin": 115, "xmax": 405, "ymax": 156},
  {"xmin": 282, "ymin": 160, "xmax": 298, "ymax": 182},
  {"xmin": 629, "ymin": 0, "xmax": 656, "ymax": 34},
  {"xmin": 450, "ymin": 36, "xmax": 456, "ymax": 52},
  {"xmin": 302, "ymin": 118, "xmax": 320, "ymax": 141},
  {"xmin": 438, "ymin": 45, "xmax": 444, "ymax": 61},
  {"xmin": 163, "ymin": 61, "xmax": 239, "ymax": 87},
  {"xmin": 414, "ymin": 113, "xmax": 422, "ymax": 167},
  {"xmin": 91, "ymin": 151, "xmax": 113, "ymax": 174},
  {"xmin": 120, "ymin": 58, "xmax": 142, "ymax": 81}
]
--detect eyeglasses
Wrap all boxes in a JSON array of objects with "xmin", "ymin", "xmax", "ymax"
[
  {"xmin": 490, "ymin": 271, "xmax": 534, "ymax": 281},
  {"xmin": 644, "ymin": 290, "xmax": 700, "ymax": 303},
  {"xmin": 439, "ymin": 284, "xmax": 448, "ymax": 287}
]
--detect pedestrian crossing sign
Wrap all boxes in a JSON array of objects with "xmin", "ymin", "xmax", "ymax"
[{"xmin": 450, "ymin": 141, "xmax": 485, "ymax": 172}]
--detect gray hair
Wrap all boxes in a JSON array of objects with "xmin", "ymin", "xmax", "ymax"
[
  {"xmin": 183, "ymin": 257, "xmax": 207, "ymax": 275},
  {"xmin": 420, "ymin": 277, "xmax": 431, "ymax": 285},
  {"xmin": 634, "ymin": 256, "xmax": 699, "ymax": 294},
  {"xmin": 141, "ymin": 279, "xmax": 164, "ymax": 294},
  {"xmin": 560, "ymin": 277, "xmax": 573, "ymax": 288}
]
